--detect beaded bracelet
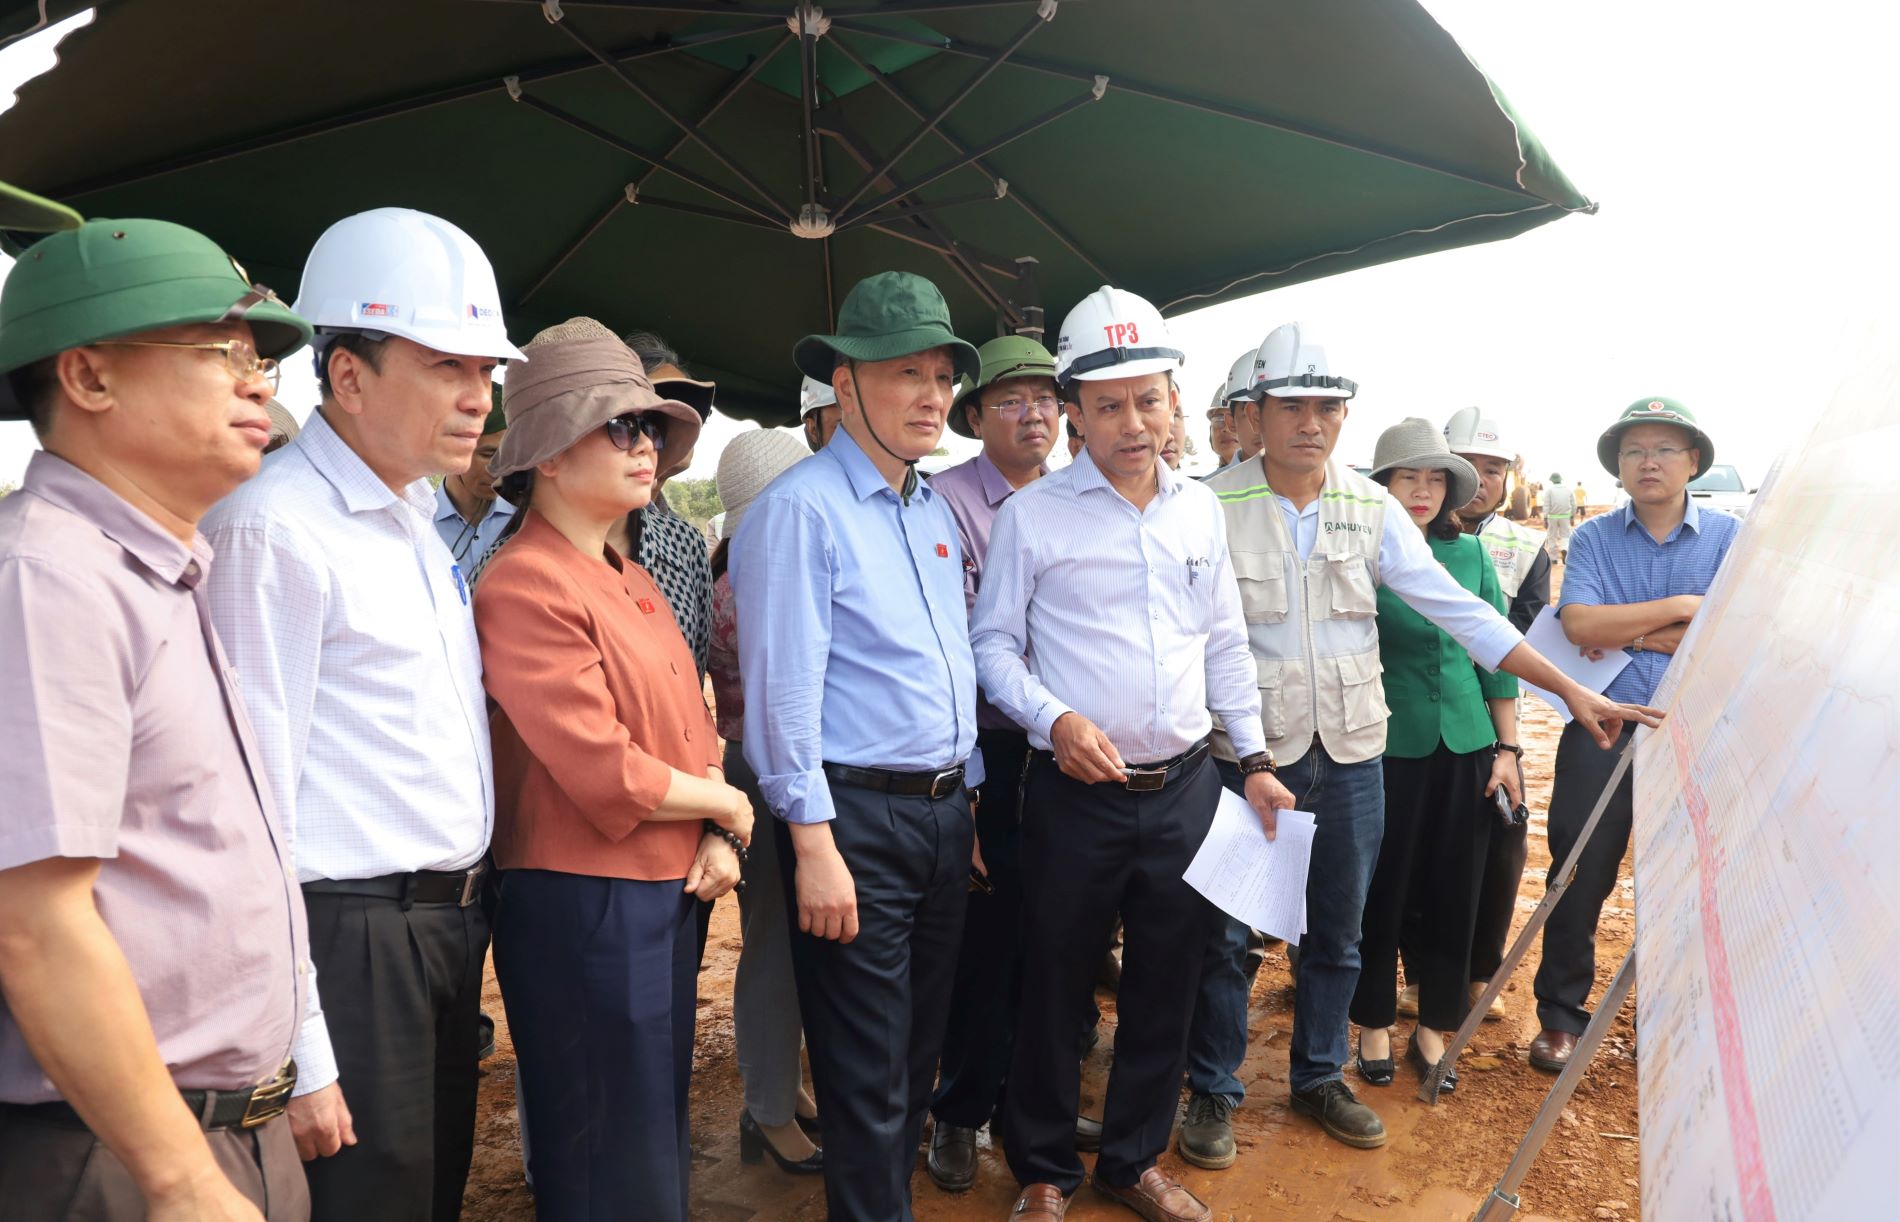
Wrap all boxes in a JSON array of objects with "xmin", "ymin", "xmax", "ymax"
[{"xmin": 703, "ymin": 821, "xmax": 749, "ymax": 895}]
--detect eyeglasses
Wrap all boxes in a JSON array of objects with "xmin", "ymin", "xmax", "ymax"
[
  {"xmin": 1617, "ymin": 445, "xmax": 1689, "ymax": 464},
  {"xmin": 605, "ymin": 412, "xmax": 667, "ymax": 453},
  {"xmin": 92, "ymin": 338, "xmax": 279, "ymax": 392},
  {"xmin": 983, "ymin": 394, "xmax": 1061, "ymax": 421}
]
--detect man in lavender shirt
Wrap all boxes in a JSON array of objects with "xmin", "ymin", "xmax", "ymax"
[
  {"xmin": 923, "ymin": 336, "xmax": 1062, "ymax": 1194},
  {"xmin": 0, "ymin": 215, "xmax": 315, "ymax": 1220}
]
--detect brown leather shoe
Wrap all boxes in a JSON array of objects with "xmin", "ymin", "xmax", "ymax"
[
  {"xmin": 1009, "ymin": 1183, "xmax": 1070, "ymax": 1220},
  {"xmin": 1092, "ymin": 1167, "xmax": 1211, "ymax": 1222},
  {"xmin": 1529, "ymin": 1029, "xmax": 1578, "ymax": 1073}
]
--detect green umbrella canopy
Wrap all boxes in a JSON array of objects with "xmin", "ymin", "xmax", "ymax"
[{"xmin": 0, "ymin": 0, "xmax": 1591, "ymax": 425}]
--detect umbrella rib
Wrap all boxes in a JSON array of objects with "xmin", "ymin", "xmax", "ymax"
[
  {"xmin": 545, "ymin": 9, "xmax": 794, "ymax": 223},
  {"xmin": 817, "ymin": 118, "xmax": 1021, "ymax": 280},
  {"xmin": 514, "ymin": 92, "xmax": 785, "ymax": 226},
  {"xmin": 835, "ymin": 190, "xmax": 1009, "ymax": 230},
  {"xmin": 516, "ymin": 191, "xmax": 630, "ymax": 307},
  {"xmin": 825, "ymin": 33, "xmax": 1115, "ymax": 284},
  {"xmin": 831, "ymin": 8, "xmax": 1049, "ymax": 218},
  {"xmin": 798, "ymin": 16, "xmax": 819, "ymax": 213},
  {"xmin": 32, "ymin": 23, "xmax": 780, "ymax": 200},
  {"xmin": 833, "ymin": 83, "xmax": 1101, "ymax": 233},
  {"xmin": 829, "ymin": 21, "xmax": 1554, "ymax": 203},
  {"xmin": 634, "ymin": 30, "xmax": 794, "ymax": 194}
]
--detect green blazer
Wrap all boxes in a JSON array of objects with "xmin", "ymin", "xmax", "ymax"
[{"xmin": 1375, "ymin": 533, "xmax": 1518, "ymax": 759}]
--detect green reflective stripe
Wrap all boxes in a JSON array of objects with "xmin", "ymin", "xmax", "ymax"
[
  {"xmin": 1547, "ymin": 512, "xmax": 1572, "ymax": 519},
  {"xmin": 1216, "ymin": 484, "xmax": 1277, "ymax": 504},
  {"xmin": 1320, "ymin": 490, "xmax": 1385, "ymax": 507}
]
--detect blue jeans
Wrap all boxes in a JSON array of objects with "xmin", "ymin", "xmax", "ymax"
[
  {"xmin": 1279, "ymin": 746, "xmax": 1386, "ymax": 1093},
  {"xmin": 1184, "ymin": 760, "xmax": 1253, "ymax": 1102}
]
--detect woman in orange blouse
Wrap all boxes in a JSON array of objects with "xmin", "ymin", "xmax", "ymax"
[{"xmin": 475, "ymin": 318, "xmax": 753, "ymax": 1222}]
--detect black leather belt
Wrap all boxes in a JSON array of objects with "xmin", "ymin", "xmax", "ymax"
[
  {"xmin": 302, "ymin": 862, "xmax": 487, "ymax": 908},
  {"xmin": 1119, "ymin": 738, "xmax": 1210, "ymax": 791},
  {"xmin": 4, "ymin": 1061, "xmax": 297, "ymax": 1132},
  {"xmin": 1034, "ymin": 737, "xmax": 1210, "ymax": 792},
  {"xmin": 823, "ymin": 762, "xmax": 967, "ymax": 799}
]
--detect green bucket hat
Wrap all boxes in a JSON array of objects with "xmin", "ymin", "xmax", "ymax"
[
  {"xmin": 0, "ymin": 181, "xmax": 81, "ymax": 234},
  {"xmin": 484, "ymin": 383, "xmax": 508, "ymax": 435},
  {"xmin": 1597, "ymin": 396, "xmax": 1715, "ymax": 479},
  {"xmin": 948, "ymin": 334, "xmax": 1059, "ymax": 439},
  {"xmin": 0, "ymin": 218, "xmax": 313, "ymax": 419},
  {"xmin": 792, "ymin": 271, "xmax": 979, "ymax": 388}
]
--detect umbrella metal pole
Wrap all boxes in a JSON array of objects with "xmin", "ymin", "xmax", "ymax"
[
  {"xmin": 1471, "ymin": 949, "xmax": 1636, "ymax": 1222},
  {"xmin": 1417, "ymin": 735, "xmax": 1635, "ymax": 1102}
]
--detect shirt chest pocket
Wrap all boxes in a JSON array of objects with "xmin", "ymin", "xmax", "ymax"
[
  {"xmin": 1230, "ymin": 551, "xmax": 1289, "ymax": 624},
  {"xmin": 1320, "ymin": 554, "xmax": 1379, "ymax": 619}
]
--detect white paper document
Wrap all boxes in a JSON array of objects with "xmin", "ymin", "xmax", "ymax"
[
  {"xmin": 1519, "ymin": 604, "xmax": 1631, "ymax": 722},
  {"xmin": 1183, "ymin": 788, "xmax": 1317, "ymax": 944}
]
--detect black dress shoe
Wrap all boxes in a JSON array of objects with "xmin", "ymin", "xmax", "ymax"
[
  {"xmin": 795, "ymin": 1111, "xmax": 821, "ymax": 1140},
  {"xmin": 1073, "ymin": 1113, "xmax": 1103, "ymax": 1153},
  {"xmin": 1406, "ymin": 1032, "xmax": 1456, "ymax": 1093},
  {"xmin": 927, "ymin": 1119, "xmax": 978, "ymax": 1192},
  {"xmin": 739, "ymin": 1109, "xmax": 824, "ymax": 1175},
  {"xmin": 476, "ymin": 1011, "xmax": 496, "ymax": 1062},
  {"xmin": 1354, "ymin": 1036, "xmax": 1394, "ymax": 1087}
]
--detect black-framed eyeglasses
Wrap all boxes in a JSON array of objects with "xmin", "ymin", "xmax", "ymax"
[{"xmin": 605, "ymin": 412, "xmax": 667, "ymax": 453}]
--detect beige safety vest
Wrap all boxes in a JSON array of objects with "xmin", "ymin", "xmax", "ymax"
[
  {"xmin": 1207, "ymin": 458, "xmax": 1390, "ymax": 768},
  {"xmin": 1475, "ymin": 514, "xmax": 1545, "ymax": 601}
]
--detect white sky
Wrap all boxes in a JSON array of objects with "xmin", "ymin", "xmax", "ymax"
[{"xmin": 4, "ymin": 1, "xmax": 1896, "ymax": 488}]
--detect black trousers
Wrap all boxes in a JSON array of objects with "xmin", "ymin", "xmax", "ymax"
[
  {"xmin": 1469, "ymin": 802, "xmax": 1530, "ymax": 980},
  {"xmin": 932, "ymin": 729, "xmax": 1032, "ymax": 1128},
  {"xmin": 1352, "ymin": 747, "xmax": 1491, "ymax": 1033},
  {"xmin": 1535, "ymin": 723, "xmax": 1636, "ymax": 1035},
  {"xmin": 493, "ymin": 870, "xmax": 697, "ymax": 1222},
  {"xmin": 776, "ymin": 780, "xmax": 973, "ymax": 1222},
  {"xmin": 300, "ymin": 889, "xmax": 489, "ymax": 1222},
  {"xmin": 1002, "ymin": 753, "xmax": 1222, "ymax": 1193}
]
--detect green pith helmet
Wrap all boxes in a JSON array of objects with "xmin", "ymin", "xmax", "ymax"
[
  {"xmin": 1597, "ymin": 396, "xmax": 1715, "ymax": 478},
  {"xmin": 0, "ymin": 181, "xmax": 82, "ymax": 234},
  {"xmin": 0, "ymin": 218, "xmax": 312, "ymax": 419},
  {"xmin": 792, "ymin": 271, "xmax": 979, "ymax": 385},
  {"xmin": 949, "ymin": 334, "xmax": 1059, "ymax": 439},
  {"xmin": 1550, "ymin": 473, "xmax": 1563, "ymax": 483},
  {"xmin": 484, "ymin": 383, "xmax": 508, "ymax": 435}
]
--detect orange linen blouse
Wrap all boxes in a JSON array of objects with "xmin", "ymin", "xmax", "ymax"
[{"xmin": 475, "ymin": 511, "xmax": 720, "ymax": 880}]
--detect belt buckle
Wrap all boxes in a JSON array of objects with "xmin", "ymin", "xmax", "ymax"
[
  {"xmin": 458, "ymin": 866, "xmax": 483, "ymax": 908},
  {"xmin": 929, "ymin": 768, "xmax": 963, "ymax": 800},
  {"xmin": 1124, "ymin": 767, "xmax": 1166, "ymax": 793},
  {"xmin": 241, "ymin": 1066, "xmax": 296, "ymax": 1128}
]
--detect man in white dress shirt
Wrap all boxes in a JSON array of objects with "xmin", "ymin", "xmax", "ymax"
[
  {"xmin": 973, "ymin": 288, "xmax": 1295, "ymax": 1222},
  {"xmin": 203, "ymin": 208, "xmax": 525, "ymax": 1222}
]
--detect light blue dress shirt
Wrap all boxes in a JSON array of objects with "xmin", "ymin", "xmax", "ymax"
[
  {"xmin": 432, "ymin": 482, "xmax": 516, "ymax": 570},
  {"xmin": 733, "ymin": 428, "xmax": 982, "ymax": 825}
]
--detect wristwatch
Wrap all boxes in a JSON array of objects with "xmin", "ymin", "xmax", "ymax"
[
  {"xmin": 1632, "ymin": 634, "xmax": 1647, "ymax": 652},
  {"xmin": 1238, "ymin": 750, "xmax": 1278, "ymax": 776},
  {"xmin": 1494, "ymin": 742, "xmax": 1524, "ymax": 757}
]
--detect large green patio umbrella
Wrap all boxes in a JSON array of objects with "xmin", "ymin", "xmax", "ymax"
[{"xmin": 0, "ymin": 0, "xmax": 1591, "ymax": 423}]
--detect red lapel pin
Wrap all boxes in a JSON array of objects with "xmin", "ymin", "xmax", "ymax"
[
  {"xmin": 637, "ymin": 598, "xmax": 656, "ymax": 614},
  {"xmin": 936, "ymin": 543, "xmax": 949, "ymax": 558}
]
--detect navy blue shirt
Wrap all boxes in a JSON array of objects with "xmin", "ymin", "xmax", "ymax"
[{"xmin": 1558, "ymin": 495, "xmax": 1741, "ymax": 704}]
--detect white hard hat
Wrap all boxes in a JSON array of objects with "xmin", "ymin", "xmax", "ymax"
[
  {"xmin": 799, "ymin": 374, "xmax": 837, "ymax": 416},
  {"xmin": 294, "ymin": 207, "xmax": 525, "ymax": 361},
  {"xmin": 1223, "ymin": 349, "xmax": 1255, "ymax": 404},
  {"xmin": 1443, "ymin": 406, "xmax": 1516, "ymax": 461},
  {"xmin": 1250, "ymin": 322, "xmax": 1355, "ymax": 400},
  {"xmin": 1053, "ymin": 286, "xmax": 1184, "ymax": 386}
]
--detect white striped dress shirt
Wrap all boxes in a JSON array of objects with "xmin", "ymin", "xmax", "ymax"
[
  {"xmin": 202, "ymin": 410, "xmax": 493, "ymax": 1093},
  {"xmin": 971, "ymin": 449, "xmax": 1267, "ymax": 764}
]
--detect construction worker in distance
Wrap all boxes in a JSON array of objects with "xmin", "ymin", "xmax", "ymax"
[{"xmin": 1544, "ymin": 472, "xmax": 1576, "ymax": 561}]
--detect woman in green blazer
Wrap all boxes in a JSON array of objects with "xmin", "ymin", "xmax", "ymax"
[{"xmin": 1352, "ymin": 420, "xmax": 1526, "ymax": 1093}]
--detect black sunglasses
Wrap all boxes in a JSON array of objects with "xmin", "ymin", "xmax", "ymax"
[{"xmin": 605, "ymin": 412, "xmax": 667, "ymax": 453}]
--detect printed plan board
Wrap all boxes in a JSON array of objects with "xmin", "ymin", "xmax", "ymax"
[{"xmin": 1630, "ymin": 337, "xmax": 1900, "ymax": 1222}]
